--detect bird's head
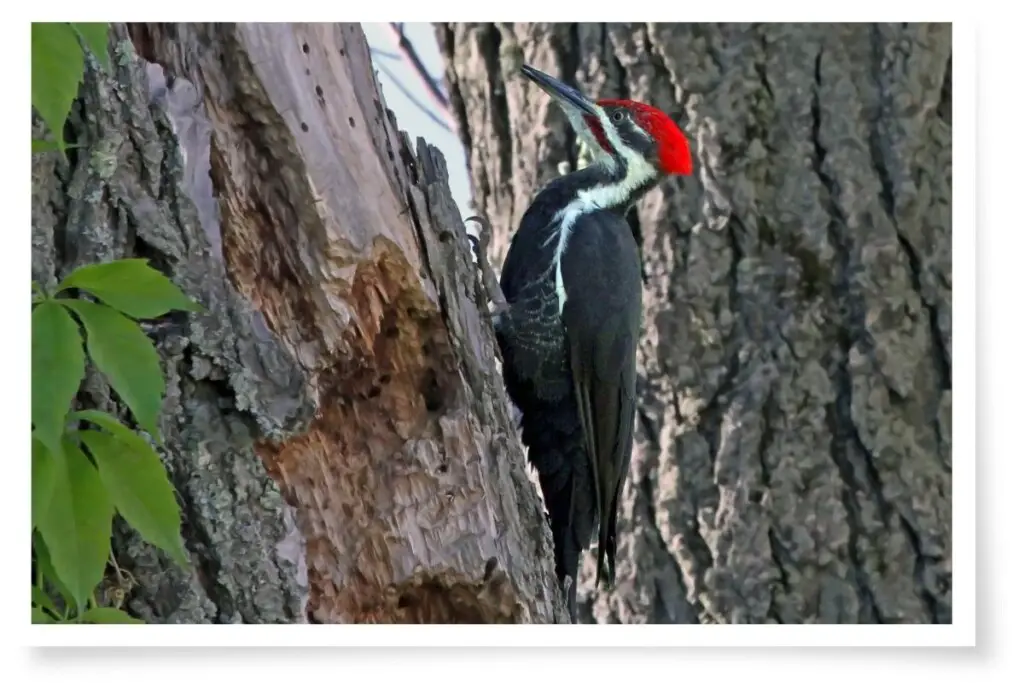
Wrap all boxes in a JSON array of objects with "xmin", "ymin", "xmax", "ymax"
[{"xmin": 520, "ymin": 64, "xmax": 692, "ymax": 178}]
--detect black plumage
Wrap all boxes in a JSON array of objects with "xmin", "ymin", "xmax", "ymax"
[
  {"xmin": 495, "ymin": 162, "xmax": 645, "ymax": 621},
  {"xmin": 490, "ymin": 64, "xmax": 692, "ymax": 623}
]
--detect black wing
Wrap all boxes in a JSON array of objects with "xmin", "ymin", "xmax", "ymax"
[{"xmin": 559, "ymin": 210, "xmax": 642, "ymax": 588}]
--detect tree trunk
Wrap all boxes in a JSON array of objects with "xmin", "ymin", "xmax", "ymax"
[
  {"xmin": 32, "ymin": 22, "xmax": 569, "ymax": 624},
  {"xmin": 439, "ymin": 22, "xmax": 952, "ymax": 624}
]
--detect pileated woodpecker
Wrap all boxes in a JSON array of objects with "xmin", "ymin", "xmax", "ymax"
[{"xmin": 480, "ymin": 65, "xmax": 693, "ymax": 622}]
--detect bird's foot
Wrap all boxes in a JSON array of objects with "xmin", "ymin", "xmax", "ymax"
[{"xmin": 465, "ymin": 215, "xmax": 509, "ymax": 318}]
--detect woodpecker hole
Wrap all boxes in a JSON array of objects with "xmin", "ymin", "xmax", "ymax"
[
  {"xmin": 302, "ymin": 42, "xmax": 310, "ymax": 54},
  {"xmin": 315, "ymin": 85, "xmax": 323, "ymax": 97},
  {"xmin": 420, "ymin": 368, "xmax": 445, "ymax": 413},
  {"xmin": 349, "ymin": 116, "xmax": 356, "ymax": 128},
  {"xmin": 301, "ymin": 122, "xmax": 309, "ymax": 132},
  {"xmin": 339, "ymin": 48, "xmax": 345, "ymax": 56},
  {"xmin": 483, "ymin": 557, "xmax": 498, "ymax": 582}
]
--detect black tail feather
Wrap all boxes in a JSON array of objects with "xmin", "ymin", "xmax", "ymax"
[{"xmin": 518, "ymin": 394, "xmax": 595, "ymax": 625}]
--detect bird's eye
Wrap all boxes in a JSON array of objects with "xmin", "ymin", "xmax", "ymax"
[{"xmin": 611, "ymin": 110, "xmax": 625, "ymax": 123}]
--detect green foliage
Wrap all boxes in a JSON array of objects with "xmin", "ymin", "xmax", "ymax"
[
  {"xmin": 32, "ymin": 607, "xmax": 57, "ymax": 624},
  {"xmin": 81, "ymin": 429, "xmax": 189, "ymax": 567},
  {"xmin": 32, "ymin": 139, "xmax": 83, "ymax": 154},
  {"xmin": 34, "ymin": 437, "xmax": 114, "ymax": 611},
  {"xmin": 31, "ymin": 301, "xmax": 85, "ymax": 453},
  {"xmin": 33, "ymin": 532, "xmax": 75, "ymax": 606},
  {"xmin": 70, "ymin": 23, "xmax": 111, "ymax": 70},
  {"xmin": 32, "ymin": 257, "xmax": 197, "ymax": 622},
  {"xmin": 31, "ymin": 23, "xmax": 83, "ymax": 153},
  {"xmin": 32, "ymin": 437, "xmax": 56, "ymax": 530},
  {"xmin": 61, "ymin": 299, "xmax": 166, "ymax": 440},
  {"xmin": 59, "ymin": 258, "xmax": 201, "ymax": 319},
  {"xmin": 31, "ymin": 22, "xmax": 109, "ymax": 155},
  {"xmin": 32, "ymin": 585, "xmax": 59, "ymax": 618},
  {"xmin": 30, "ymin": 21, "xmax": 196, "ymax": 627}
]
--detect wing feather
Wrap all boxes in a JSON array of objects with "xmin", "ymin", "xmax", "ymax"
[
  {"xmin": 564, "ymin": 298, "xmax": 638, "ymax": 588},
  {"xmin": 559, "ymin": 210, "xmax": 642, "ymax": 590}
]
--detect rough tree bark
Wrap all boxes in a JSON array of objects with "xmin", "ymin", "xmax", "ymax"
[
  {"xmin": 32, "ymin": 22, "xmax": 569, "ymax": 624},
  {"xmin": 439, "ymin": 22, "xmax": 952, "ymax": 624}
]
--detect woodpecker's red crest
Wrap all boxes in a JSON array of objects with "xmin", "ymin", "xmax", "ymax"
[
  {"xmin": 588, "ymin": 100, "xmax": 692, "ymax": 176},
  {"xmin": 519, "ymin": 65, "xmax": 693, "ymax": 179},
  {"xmin": 506, "ymin": 64, "xmax": 690, "ymax": 623}
]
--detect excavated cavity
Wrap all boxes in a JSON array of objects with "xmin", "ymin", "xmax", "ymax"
[
  {"xmin": 256, "ymin": 240, "xmax": 462, "ymax": 622},
  {"xmin": 349, "ymin": 561, "xmax": 523, "ymax": 624}
]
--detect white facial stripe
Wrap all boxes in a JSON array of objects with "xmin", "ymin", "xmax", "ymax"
[
  {"xmin": 549, "ymin": 152, "xmax": 657, "ymax": 313},
  {"xmin": 547, "ymin": 105, "xmax": 657, "ymax": 313},
  {"xmin": 556, "ymin": 102, "xmax": 614, "ymax": 170}
]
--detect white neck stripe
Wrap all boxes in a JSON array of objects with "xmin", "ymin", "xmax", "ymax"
[{"xmin": 549, "ymin": 159, "xmax": 657, "ymax": 312}]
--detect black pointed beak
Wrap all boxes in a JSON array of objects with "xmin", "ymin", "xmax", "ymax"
[{"xmin": 520, "ymin": 64, "xmax": 599, "ymax": 118}]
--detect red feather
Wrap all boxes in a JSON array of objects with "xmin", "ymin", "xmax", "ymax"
[
  {"xmin": 584, "ymin": 116, "xmax": 614, "ymax": 155},
  {"xmin": 592, "ymin": 99, "xmax": 693, "ymax": 176}
]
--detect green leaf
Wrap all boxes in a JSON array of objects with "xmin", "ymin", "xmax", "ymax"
[
  {"xmin": 73, "ymin": 409, "xmax": 152, "ymax": 450},
  {"xmin": 33, "ymin": 531, "xmax": 75, "ymax": 611},
  {"xmin": 32, "ymin": 138, "xmax": 61, "ymax": 155},
  {"xmin": 31, "ymin": 301, "xmax": 85, "ymax": 452},
  {"xmin": 70, "ymin": 23, "xmax": 110, "ymax": 70},
  {"xmin": 34, "ymin": 438, "xmax": 114, "ymax": 611},
  {"xmin": 32, "ymin": 606, "xmax": 57, "ymax": 624},
  {"xmin": 32, "ymin": 436, "xmax": 57, "ymax": 530},
  {"xmin": 32, "ymin": 585, "xmax": 59, "ymax": 617},
  {"xmin": 31, "ymin": 22, "xmax": 84, "ymax": 153},
  {"xmin": 81, "ymin": 430, "xmax": 188, "ymax": 568},
  {"xmin": 80, "ymin": 607, "xmax": 144, "ymax": 624},
  {"xmin": 58, "ymin": 259, "xmax": 200, "ymax": 319},
  {"xmin": 61, "ymin": 299, "xmax": 164, "ymax": 439},
  {"xmin": 32, "ymin": 138, "xmax": 83, "ymax": 155}
]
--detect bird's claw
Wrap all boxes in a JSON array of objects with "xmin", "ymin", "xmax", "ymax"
[{"xmin": 465, "ymin": 214, "xmax": 510, "ymax": 317}]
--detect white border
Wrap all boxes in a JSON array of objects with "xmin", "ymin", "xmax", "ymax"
[
  {"xmin": 26, "ymin": 623, "xmax": 969, "ymax": 647},
  {"xmin": 8, "ymin": 1, "xmax": 991, "ymax": 675}
]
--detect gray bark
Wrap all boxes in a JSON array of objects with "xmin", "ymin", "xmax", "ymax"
[
  {"xmin": 439, "ymin": 22, "xmax": 952, "ymax": 624},
  {"xmin": 32, "ymin": 22, "xmax": 568, "ymax": 624}
]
